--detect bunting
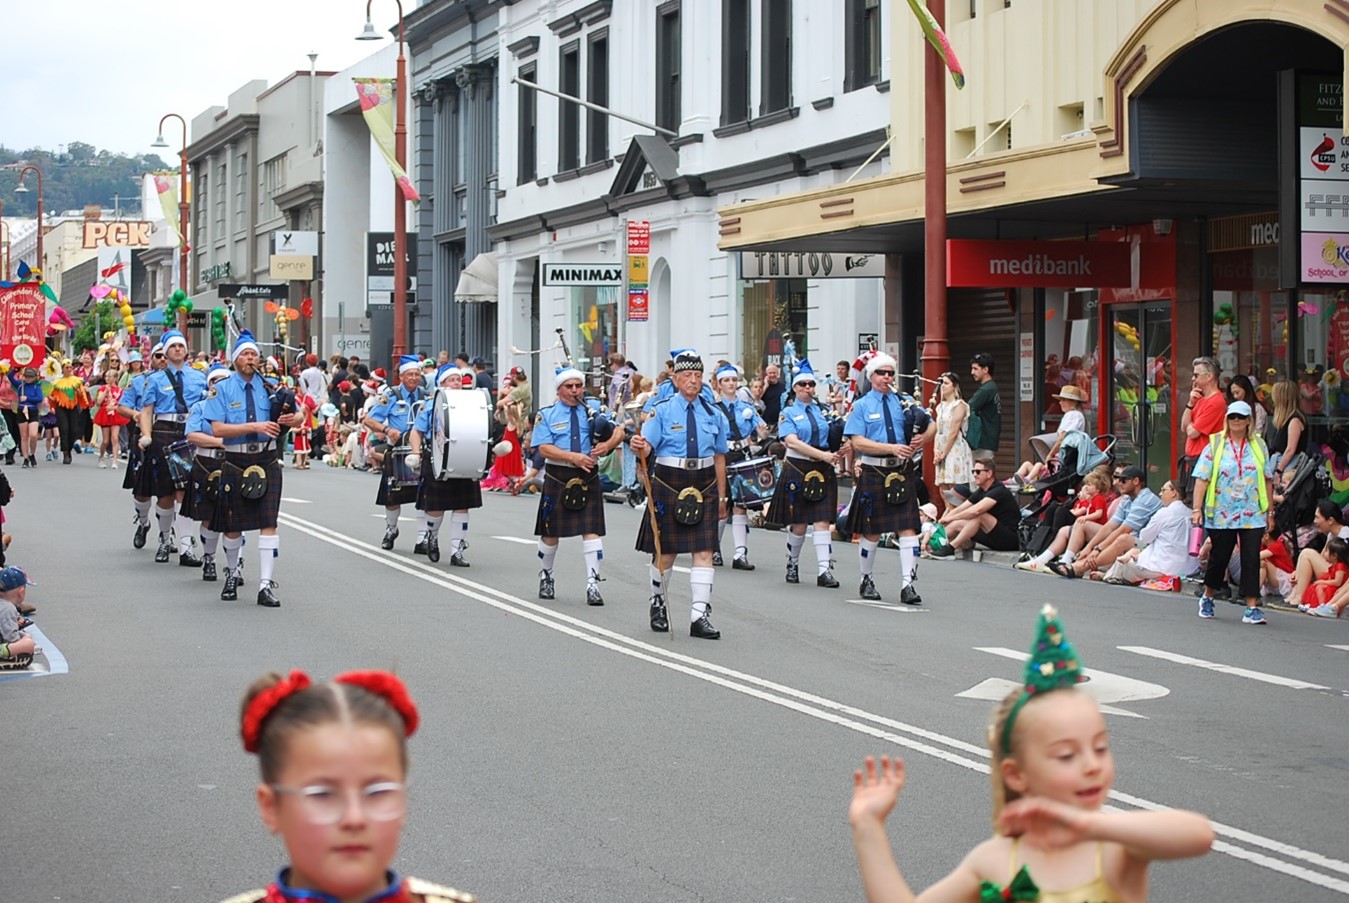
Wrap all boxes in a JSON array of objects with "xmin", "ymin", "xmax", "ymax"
[
  {"xmin": 354, "ymin": 78, "xmax": 421, "ymax": 203},
  {"xmin": 907, "ymin": 0, "xmax": 966, "ymax": 89},
  {"xmin": 153, "ymin": 173, "xmax": 183, "ymax": 247}
]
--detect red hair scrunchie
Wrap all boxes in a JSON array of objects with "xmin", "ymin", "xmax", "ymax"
[
  {"xmin": 241, "ymin": 670, "xmax": 312, "ymax": 753},
  {"xmin": 334, "ymin": 670, "xmax": 420, "ymax": 738}
]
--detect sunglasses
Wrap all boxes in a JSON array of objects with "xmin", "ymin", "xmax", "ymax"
[
  {"xmin": 1227, "ymin": 413, "xmax": 1249, "ymax": 420},
  {"xmin": 971, "ymin": 467, "xmax": 989, "ymax": 474},
  {"xmin": 797, "ymin": 381, "xmax": 816, "ymax": 388},
  {"xmin": 152, "ymin": 354, "xmax": 166, "ymax": 359},
  {"xmin": 1112, "ymin": 473, "xmax": 1125, "ymax": 479},
  {"xmin": 873, "ymin": 369, "xmax": 895, "ymax": 377}
]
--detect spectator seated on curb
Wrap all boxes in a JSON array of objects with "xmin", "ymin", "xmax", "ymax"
[
  {"xmin": 1297, "ymin": 536, "xmax": 1349, "ymax": 613},
  {"xmin": 0, "ymin": 566, "xmax": 37, "ymax": 669},
  {"xmin": 931, "ymin": 452, "xmax": 1020, "ymax": 556},
  {"xmin": 1049, "ymin": 464, "xmax": 1162, "ymax": 579},
  {"xmin": 918, "ymin": 503, "xmax": 947, "ymax": 557},
  {"xmin": 1015, "ymin": 469, "xmax": 1115, "ymax": 573},
  {"xmin": 1101, "ymin": 480, "xmax": 1195, "ymax": 585},
  {"xmin": 1285, "ymin": 499, "xmax": 1349, "ymax": 608}
]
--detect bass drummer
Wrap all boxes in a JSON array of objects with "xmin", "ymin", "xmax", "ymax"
[
  {"xmin": 364, "ymin": 356, "xmax": 428, "ymax": 551},
  {"xmin": 531, "ymin": 365, "xmax": 624, "ymax": 605},
  {"xmin": 407, "ymin": 364, "xmax": 484, "ymax": 566},
  {"xmin": 712, "ymin": 364, "xmax": 768, "ymax": 571}
]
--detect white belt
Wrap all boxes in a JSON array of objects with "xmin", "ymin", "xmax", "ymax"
[
  {"xmin": 727, "ymin": 439, "xmax": 751, "ymax": 451},
  {"xmin": 225, "ymin": 441, "xmax": 276, "ymax": 454},
  {"xmin": 858, "ymin": 455, "xmax": 902, "ymax": 467},
  {"xmin": 155, "ymin": 413, "xmax": 189, "ymax": 423},
  {"xmin": 655, "ymin": 455, "xmax": 714, "ymax": 470},
  {"xmin": 195, "ymin": 448, "xmax": 221, "ymax": 460},
  {"xmin": 785, "ymin": 450, "xmax": 825, "ymax": 462}
]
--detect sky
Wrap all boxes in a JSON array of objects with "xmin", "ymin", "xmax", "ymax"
[{"xmin": 5, "ymin": 0, "xmax": 400, "ymax": 157}]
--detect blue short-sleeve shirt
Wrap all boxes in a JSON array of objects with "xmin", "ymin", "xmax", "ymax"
[
  {"xmin": 201, "ymin": 373, "xmax": 275, "ymax": 448},
  {"xmin": 641, "ymin": 394, "xmax": 728, "ymax": 458}
]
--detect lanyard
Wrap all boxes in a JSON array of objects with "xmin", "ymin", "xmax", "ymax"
[{"xmin": 1228, "ymin": 436, "xmax": 1247, "ymax": 481}]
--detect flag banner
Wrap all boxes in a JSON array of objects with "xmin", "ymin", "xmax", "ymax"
[
  {"xmin": 907, "ymin": 0, "xmax": 966, "ymax": 89},
  {"xmin": 354, "ymin": 78, "xmax": 421, "ymax": 203},
  {"xmin": 154, "ymin": 173, "xmax": 182, "ymax": 247}
]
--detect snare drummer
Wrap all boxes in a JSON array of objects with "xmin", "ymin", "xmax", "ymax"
[
  {"xmin": 121, "ymin": 344, "xmax": 165, "ymax": 550},
  {"xmin": 138, "ymin": 330, "xmax": 209, "ymax": 567},
  {"xmin": 407, "ymin": 365, "xmax": 484, "ymax": 567},
  {"xmin": 712, "ymin": 364, "xmax": 768, "ymax": 571},
  {"xmin": 183, "ymin": 364, "xmax": 233, "ymax": 584},
  {"xmin": 842, "ymin": 353, "xmax": 935, "ymax": 605},
  {"xmin": 531, "ymin": 365, "xmax": 624, "ymax": 605},
  {"xmin": 770, "ymin": 360, "xmax": 843, "ymax": 589},
  {"xmin": 363, "ymin": 356, "xmax": 428, "ymax": 551}
]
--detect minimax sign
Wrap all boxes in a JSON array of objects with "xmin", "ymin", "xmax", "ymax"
[
  {"xmin": 542, "ymin": 263, "xmax": 624, "ymax": 286},
  {"xmin": 946, "ymin": 240, "xmax": 1132, "ymax": 288}
]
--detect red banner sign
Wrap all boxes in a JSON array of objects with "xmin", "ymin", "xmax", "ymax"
[
  {"xmin": 627, "ymin": 220, "xmax": 650, "ymax": 255},
  {"xmin": 0, "ymin": 284, "xmax": 47, "ymax": 371},
  {"xmin": 627, "ymin": 288, "xmax": 649, "ymax": 322},
  {"xmin": 947, "ymin": 240, "xmax": 1132, "ymax": 288}
]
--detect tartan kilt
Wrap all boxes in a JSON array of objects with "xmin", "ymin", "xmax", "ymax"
[
  {"xmin": 843, "ymin": 464, "xmax": 922, "ymax": 535},
  {"xmin": 122, "ymin": 426, "xmax": 142, "ymax": 491},
  {"xmin": 417, "ymin": 471, "xmax": 482, "ymax": 512},
  {"xmin": 769, "ymin": 456, "xmax": 838, "ymax": 525},
  {"xmin": 212, "ymin": 451, "xmax": 283, "ymax": 533},
  {"xmin": 535, "ymin": 464, "xmax": 606, "ymax": 538},
  {"xmin": 635, "ymin": 464, "xmax": 720, "ymax": 555},
  {"xmin": 376, "ymin": 451, "xmax": 420, "ymax": 507},
  {"xmin": 133, "ymin": 422, "xmax": 186, "ymax": 498},
  {"xmin": 181, "ymin": 453, "xmax": 224, "ymax": 523}
]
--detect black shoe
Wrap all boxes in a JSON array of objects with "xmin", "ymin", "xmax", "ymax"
[
  {"xmin": 929, "ymin": 544, "xmax": 955, "ymax": 558},
  {"xmin": 538, "ymin": 570, "xmax": 555, "ymax": 600},
  {"xmin": 154, "ymin": 535, "xmax": 172, "ymax": 563},
  {"xmin": 712, "ymin": 551, "xmax": 724, "ymax": 567},
  {"xmin": 133, "ymin": 520, "xmax": 150, "ymax": 549},
  {"xmin": 732, "ymin": 555, "xmax": 755, "ymax": 571},
  {"xmin": 179, "ymin": 549, "xmax": 203, "ymax": 568},
  {"xmin": 426, "ymin": 535, "xmax": 440, "ymax": 563},
  {"xmin": 900, "ymin": 584, "xmax": 922, "ymax": 605},
  {"xmin": 221, "ymin": 569, "xmax": 239, "ymax": 601},
  {"xmin": 257, "ymin": 580, "xmax": 281, "ymax": 608},
  {"xmin": 202, "ymin": 555, "xmax": 218, "ymax": 582},
  {"xmin": 414, "ymin": 539, "xmax": 428, "ymax": 555},
  {"xmin": 786, "ymin": 560, "xmax": 800, "ymax": 584},
  {"xmin": 586, "ymin": 583, "xmax": 604, "ymax": 606},
  {"xmin": 28, "ymin": 455, "xmax": 36, "ymax": 467},
  {"xmin": 690, "ymin": 613, "xmax": 721, "ymax": 639},
  {"xmin": 20, "ymin": 459, "xmax": 29, "ymax": 469},
  {"xmin": 650, "ymin": 596, "xmax": 670, "ymax": 633},
  {"xmin": 63, "ymin": 451, "xmax": 72, "ymax": 465},
  {"xmin": 449, "ymin": 551, "xmax": 470, "ymax": 567},
  {"xmin": 817, "ymin": 569, "xmax": 840, "ymax": 588},
  {"xmin": 859, "ymin": 575, "xmax": 881, "ymax": 601},
  {"xmin": 381, "ymin": 526, "xmax": 399, "ymax": 550}
]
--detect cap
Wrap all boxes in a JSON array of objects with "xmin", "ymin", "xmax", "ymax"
[
  {"xmin": 471, "ymin": 356, "xmax": 487, "ymax": 367},
  {"xmin": 1118, "ymin": 464, "xmax": 1146, "ymax": 481},
  {"xmin": 509, "ymin": 366, "xmax": 526, "ymax": 379},
  {"xmin": 671, "ymin": 348, "xmax": 703, "ymax": 373},
  {"xmin": 398, "ymin": 355, "xmax": 421, "ymax": 375},
  {"xmin": 0, "ymin": 567, "xmax": 36, "ymax": 591},
  {"xmin": 1226, "ymin": 400, "xmax": 1252, "ymax": 418},
  {"xmin": 792, "ymin": 359, "xmax": 818, "ymax": 387},
  {"xmin": 554, "ymin": 365, "xmax": 584, "ymax": 388},
  {"xmin": 864, "ymin": 353, "xmax": 898, "ymax": 378},
  {"xmin": 231, "ymin": 329, "xmax": 259, "ymax": 361},
  {"xmin": 161, "ymin": 330, "xmax": 188, "ymax": 351}
]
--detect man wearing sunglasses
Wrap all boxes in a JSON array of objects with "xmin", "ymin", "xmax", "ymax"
[
  {"xmin": 842, "ymin": 352, "xmax": 935, "ymax": 604},
  {"xmin": 118, "ymin": 343, "xmax": 166, "ymax": 549},
  {"xmin": 1049, "ymin": 463, "xmax": 1162, "ymax": 578},
  {"xmin": 933, "ymin": 450, "xmax": 1022, "ymax": 559}
]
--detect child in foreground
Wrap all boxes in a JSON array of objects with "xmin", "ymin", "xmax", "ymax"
[
  {"xmin": 849, "ymin": 605, "xmax": 1213, "ymax": 902},
  {"xmin": 222, "ymin": 669, "xmax": 479, "ymax": 903}
]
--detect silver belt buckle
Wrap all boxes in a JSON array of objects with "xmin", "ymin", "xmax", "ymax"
[{"xmin": 685, "ymin": 458, "xmax": 700, "ymax": 470}]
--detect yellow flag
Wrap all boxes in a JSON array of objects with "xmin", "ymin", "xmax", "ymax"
[{"xmin": 354, "ymin": 78, "xmax": 421, "ymax": 203}]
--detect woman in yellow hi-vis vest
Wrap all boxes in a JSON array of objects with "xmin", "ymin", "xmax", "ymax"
[{"xmin": 1190, "ymin": 399, "xmax": 1272, "ymax": 626}]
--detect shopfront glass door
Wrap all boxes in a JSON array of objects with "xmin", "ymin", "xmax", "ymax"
[{"xmin": 1109, "ymin": 301, "xmax": 1174, "ymax": 492}]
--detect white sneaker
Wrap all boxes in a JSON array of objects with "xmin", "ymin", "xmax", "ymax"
[{"xmin": 98, "ymin": 456, "xmax": 107, "ymax": 469}]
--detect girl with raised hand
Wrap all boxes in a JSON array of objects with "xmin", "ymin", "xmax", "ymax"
[{"xmin": 849, "ymin": 606, "xmax": 1212, "ymax": 903}]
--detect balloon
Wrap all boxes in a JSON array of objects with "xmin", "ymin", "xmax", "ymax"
[
  {"xmin": 123, "ymin": 315, "xmax": 135, "ymax": 327},
  {"xmin": 172, "ymin": 289, "xmax": 187, "ymax": 304}
]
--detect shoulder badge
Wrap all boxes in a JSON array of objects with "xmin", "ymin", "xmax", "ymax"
[
  {"xmin": 376, "ymin": 393, "xmax": 390, "ymax": 405},
  {"xmin": 205, "ymin": 387, "xmax": 218, "ymax": 399},
  {"xmin": 406, "ymin": 876, "xmax": 478, "ymax": 902},
  {"xmin": 215, "ymin": 891, "xmax": 266, "ymax": 903}
]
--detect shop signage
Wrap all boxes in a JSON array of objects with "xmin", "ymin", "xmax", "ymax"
[
  {"xmin": 627, "ymin": 255, "xmax": 648, "ymax": 284},
  {"xmin": 366, "ymin": 232, "xmax": 417, "ymax": 305},
  {"xmin": 82, "ymin": 220, "xmax": 152, "ymax": 249},
  {"xmin": 1019, "ymin": 333, "xmax": 1035, "ymax": 402},
  {"xmin": 185, "ymin": 311, "xmax": 208, "ymax": 329},
  {"xmin": 627, "ymin": 220, "xmax": 650, "ymax": 255},
  {"xmin": 946, "ymin": 240, "xmax": 1131, "ymax": 288},
  {"xmin": 271, "ymin": 230, "xmax": 319, "ymax": 256},
  {"xmin": 0, "ymin": 284, "xmax": 47, "ymax": 371},
  {"xmin": 542, "ymin": 263, "xmax": 624, "ymax": 286},
  {"xmin": 1207, "ymin": 211, "xmax": 1280, "ymax": 252},
  {"xmin": 627, "ymin": 288, "xmax": 649, "ymax": 322},
  {"xmin": 217, "ymin": 283, "xmax": 289, "ymax": 301},
  {"xmin": 739, "ymin": 251, "xmax": 885, "ymax": 279},
  {"xmin": 202, "ymin": 261, "xmax": 232, "ymax": 283},
  {"xmin": 858, "ymin": 333, "xmax": 878, "ymax": 353},
  {"xmin": 270, "ymin": 255, "xmax": 314, "ymax": 281},
  {"xmin": 1285, "ymin": 73, "xmax": 1346, "ymax": 285},
  {"xmin": 1302, "ymin": 233, "xmax": 1349, "ymax": 283}
]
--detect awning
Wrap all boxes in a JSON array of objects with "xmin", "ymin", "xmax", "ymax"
[
  {"xmin": 454, "ymin": 251, "xmax": 498, "ymax": 303},
  {"xmin": 135, "ymin": 306, "xmax": 167, "ymax": 326}
]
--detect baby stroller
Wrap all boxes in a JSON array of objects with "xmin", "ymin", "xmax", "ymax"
[
  {"xmin": 1016, "ymin": 433, "xmax": 1117, "ymax": 556},
  {"xmin": 1273, "ymin": 449, "xmax": 1329, "ymax": 554}
]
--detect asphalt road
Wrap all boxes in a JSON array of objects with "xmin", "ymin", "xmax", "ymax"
[{"xmin": 3, "ymin": 455, "xmax": 1347, "ymax": 902}]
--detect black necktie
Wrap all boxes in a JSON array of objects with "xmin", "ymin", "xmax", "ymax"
[
  {"xmin": 569, "ymin": 405, "xmax": 581, "ymax": 453},
  {"xmin": 721, "ymin": 401, "xmax": 743, "ymax": 442},
  {"xmin": 245, "ymin": 381, "xmax": 258, "ymax": 445},
  {"xmin": 806, "ymin": 406, "xmax": 821, "ymax": 448},
  {"xmin": 171, "ymin": 369, "xmax": 186, "ymax": 413},
  {"xmin": 881, "ymin": 395, "xmax": 898, "ymax": 444},
  {"xmin": 686, "ymin": 402, "xmax": 699, "ymax": 458}
]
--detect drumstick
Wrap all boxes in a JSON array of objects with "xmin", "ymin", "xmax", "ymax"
[{"xmin": 636, "ymin": 454, "xmax": 673, "ymax": 642}]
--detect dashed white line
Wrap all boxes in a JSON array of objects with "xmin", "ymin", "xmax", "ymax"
[{"xmin": 1117, "ymin": 646, "xmax": 1332, "ymax": 691}]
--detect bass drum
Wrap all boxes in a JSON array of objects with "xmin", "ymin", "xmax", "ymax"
[{"xmin": 428, "ymin": 387, "xmax": 492, "ymax": 480}]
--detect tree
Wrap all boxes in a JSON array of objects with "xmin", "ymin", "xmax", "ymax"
[{"xmin": 71, "ymin": 302, "xmax": 123, "ymax": 354}]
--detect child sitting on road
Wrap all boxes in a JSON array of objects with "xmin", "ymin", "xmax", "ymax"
[
  {"xmin": 918, "ymin": 503, "xmax": 947, "ymax": 557},
  {"xmin": 0, "ymin": 567, "xmax": 37, "ymax": 670},
  {"xmin": 1259, "ymin": 528, "xmax": 1295, "ymax": 601},
  {"xmin": 1299, "ymin": 536, "xmax": 1348, "ymax": 613}
]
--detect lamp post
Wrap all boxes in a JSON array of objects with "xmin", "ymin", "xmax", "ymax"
[
  {"xmin": 357, "ymin": 0, "xmax": 409, "ymax": 367},
  {"xmin": 13, "ymin": 164, "xmax": 44, "ymax": 274},
  {"xmin": 0, "ymin": 197, "xmax": 9, "ymax": 281},
  {"xmin": 152, "ymin": 113, "xmax": 191, "ymax": 334}
]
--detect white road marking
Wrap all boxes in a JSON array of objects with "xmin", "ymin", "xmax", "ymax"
[
  {"xmin": 0, "ymin": 625, "xmax": 68, "ymax": 680},
  {"xmin": 278, "ymin": 512, "xmax": 1349, "ymax": 895},
  {"xmin": 1328, "ymin": 645, "xmax": 1349, "ymax": 652},
  {"xmin": 845, "ymin": 599, "xmax": 930, "ymax": 613},
  {"xmin": 280, "ymin": 497, "xmax": 312, "ymax": 503},
  {"xmin": 966, "ymin": 647, "xmax": 1168, "ymax": 718},
  {"xmin": 1118, "ymin": 646, "xmax": 1332, "ymax": 691}
]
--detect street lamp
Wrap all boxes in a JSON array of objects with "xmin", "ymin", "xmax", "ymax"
[
  {"xmin": 14, "ymin": 164, "xmax": 44, "ymax": 275},
  {"xmin": 152, "ymin": 112, "xmax": 191, "ymax": 334},
  {"xmin": 357, "ymin": 0, "xmax": 409, "ymax": 366},
  {"xmin": 0, "ymin": 197, "xmax": 9, "ymax": 281}
]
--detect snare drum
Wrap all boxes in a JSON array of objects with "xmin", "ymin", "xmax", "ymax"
[
  {"xmin": 388, "ymin": 445, "xmax": 421, "ymax": 489},
  {"xmin": 726, "ymin": 455, "xmax": 779, "ymax": 509},
  {"xmin": 428, "ymin": 387, "xmax": 492, "ymax": 480},
  {"xmin": 165, "ymin": 440, "xmax": 195, "ymax": 490}
]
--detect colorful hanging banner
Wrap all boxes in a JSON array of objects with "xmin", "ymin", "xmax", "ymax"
[
  {"xmin": 153, "ymin": 173, "xmax": 183, "ymax": 247},
  {"xmin": 0, "ymin": 283, "xmax": 48, "ymax": 371},
  {"xmin": 906, "ymin": 0, "xmax": 966, "ymax": 89},
  {"xmin": 354, "ymin": 78, "xmax": 421, "ymax": 204}
]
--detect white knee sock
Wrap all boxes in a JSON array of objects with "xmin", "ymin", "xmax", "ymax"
[
  {"xmin": 537, "ymin": 539, "xmax": 558, "ymax": 574},
  {"xmin": 786, "ymin": 531, "xmax": 805, "ymax": 562},
  {"xmin": 449, "ymin": 511, "xmax": 470, "ymax": 554},
  {"xmin": 257, "ymin": 534, "xmax": 279, "ymax": 587},
  {"xmin": 690, "ymin": 566, "xmax": 714, "ymax": 621},
  {"xmin": 223, "ymin": 534, "xmax": 244, "ymax": 572},
  {"xmin": 859, "ymin": 537, "xmax": 879, "ymax": 577},
  {"xmin": 425, "ymin": 514, "xmax": 444, "ymax": 538},
  {"xmin": 155, "ymin": 505, "xmax": 174, "ymax": 539},
  {"xmin": 385, "ymin": 507, "xmax": 400, "ymax": 529},
  {"xmin": 899, "ymin": 536, "xmax": 919, "ymax": 588},
  {"xmin": 583, "ymin": 538, "xmax": 603, "ymax": 585},
  {"xmin": 649, "ymin": 562, "xmax": 664, "ymax": 599},
  {"xmin": 199, "ymin": 528, "xmax": 220, "ymax": 556},
  {"xmin": 176, "ymin": 513, "xmax": 195, "ymax": 553},
  {"xmin": 717, "ymin": 517, "xmax": 728, "ymax": 547},
  {"xmin": 134, "ymin": 498, "xmax": 151, "ymax": 525},
  {"xmin": 732, "ymin": 513, "xmax": 750, "ymax": 557},
  {"xmin": 813, "ymin": 530, "xmax": 833, "ymax": 575}
]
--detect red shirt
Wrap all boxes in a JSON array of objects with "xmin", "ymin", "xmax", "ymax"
[
  {"xmin": 1185, "ymin": 391, "xmax": 1227, "ymax": 459},
  {"xmin": 1073, "ymin": 493, "xmax": 1110, "ymax": 522},
  {"xmin": 1263, "ymin": 538, "xmax": 1294, "ymax": 574}
]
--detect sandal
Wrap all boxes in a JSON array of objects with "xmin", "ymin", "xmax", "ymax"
[{"xmin": 1048, "ymin": 561, "xmax": 1078, "ymax": 578}]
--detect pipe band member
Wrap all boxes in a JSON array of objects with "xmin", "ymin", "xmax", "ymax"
[
  {"xmin": 364, "ymin": 355, "xmax": 427, "ymax": 552},
  {"xmin": 408, "ymin": 365, "xmax": 486, "ymax": 568}
]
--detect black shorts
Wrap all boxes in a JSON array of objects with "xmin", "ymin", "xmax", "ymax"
[
  {"xmin": 17, "ymin": 408, "xmax": 40, "ymax": 424},
  {"xmin": 975, "ymin": 522, "xmax": 1020, "ymax": 552}
]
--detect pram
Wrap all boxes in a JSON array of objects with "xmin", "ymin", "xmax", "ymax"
[
  {"xmin": 1273, "ymin": 449, "xmax": 1329, "ymax": 554},
  {"xmin": 1017, "ymin": 433, "xmax": 1117, "ymax": 555}
]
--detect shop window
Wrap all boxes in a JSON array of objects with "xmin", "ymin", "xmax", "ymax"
[
  {"xmin": 759, "ymin": 0, "xmax": 792, "ymax": 116},
  {"xmin": 517, "ymin": 63, "xmax": 537, "ymax": 184},
  {"xmin": 586, "ymin": 32, "xmax": 609, "ymax": 164},
  {"xmin": 844, "ymin": 0, "xmax": 882, "ymax": 92},
  {"xmin": 558, "ymin": 43, "xmax": 581, "ymax": 172},
  {"xmin": 1295, "ymin": 288, "xmax": 1349, "ymax": 424},
  {"xmin": 1042, "ymin": 289, "xmax": 1101, "ymax": 434},
  {"xmin": 655, "ymin": 2, "xmax": 681, "ymax": 134},
  {"xmin": 721, "ymin": 0, "xmax": 751, "ymax": 126},
  {"xmin": 740, "ymin": 277, "xmax": 808, "ymax": 378},
  {"xmin": 571, "ymin": 286, "xmax": 620, "ymax": 374}
]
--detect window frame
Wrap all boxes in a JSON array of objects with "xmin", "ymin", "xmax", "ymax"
[
  {"xmin": 720, "ymin": 0, "xmax": 751, "ymax": 127},
  {"xmin": 558, "ymin": 40, "xmax": 582, "ymax": 173},
  {"xmin": 586, "ymin": 29, "xmax": 610, "ymax": 165},
  {"xmin": 517, "ymin": 62, "xmax": 538, "ymax": 184},
  {"xmin": 759, "ymin": 0, "xmax": 792, "ymax": 117},
  {"xmin": 656, "ymin": 1, "xmax": 682, "ymax": 134},
  {"xmin": 844, "ymin": 0, "xmax": 882, "ymax": 92}
]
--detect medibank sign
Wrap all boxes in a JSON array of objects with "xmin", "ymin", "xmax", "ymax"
[{"xmin": 947, "ymin": 240, "xmax": 1132, "ymax": 288}]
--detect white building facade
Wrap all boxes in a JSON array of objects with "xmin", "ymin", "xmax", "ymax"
[{"xmin": 491, "ymin": 0, "xmax": 894, "ymax": 383}]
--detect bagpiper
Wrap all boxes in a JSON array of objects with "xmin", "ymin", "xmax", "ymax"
[{"xmin": 137, "ymin": 330, "xmax": 208, "ymax": 566}]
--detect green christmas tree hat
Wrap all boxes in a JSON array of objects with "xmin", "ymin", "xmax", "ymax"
[{"xmin": 999, "ymin": 604, "xmax": 1085, "ymax": 754}]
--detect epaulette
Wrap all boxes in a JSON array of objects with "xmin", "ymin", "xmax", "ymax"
[
  {"xmin": 650, "ymin": 397, "xmax": 672, "ymax": 409},
  {"xmin": 407, "ymin": 876, "xmax": 478, "ymax": 902},
  {"xmin": 216, "ymin": 890, "xmax": 266, "ymax": 903}
]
